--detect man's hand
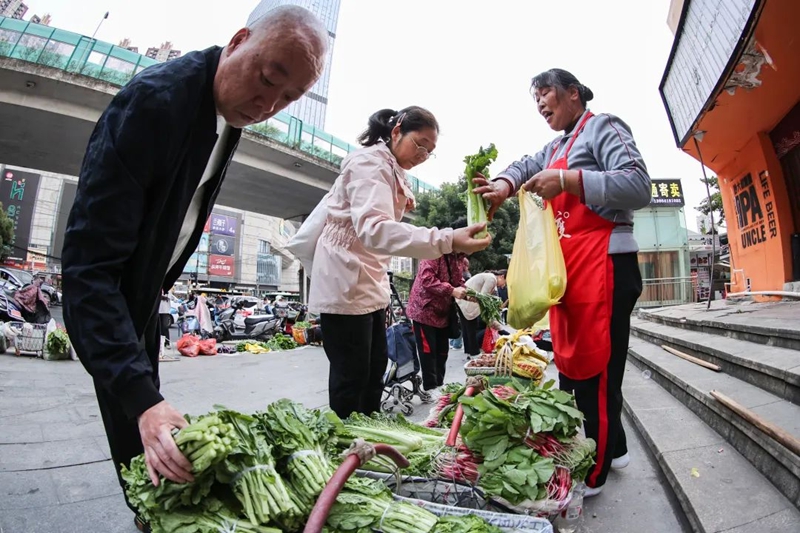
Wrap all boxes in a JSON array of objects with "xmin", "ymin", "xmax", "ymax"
[
  {"xmin": 137, "ymin": 400, "xmax": 194, "ymax": 486},
  {"xmin": 453, "ymin": 223, "xmax": 492, "ymax": 254},
  {"xmin": 452, "ymin": 287, "xmax": 467, "ymax": 300},
  {"xmin": 472, "ymin": 173, "xmax": 512, "ymax": 220}
]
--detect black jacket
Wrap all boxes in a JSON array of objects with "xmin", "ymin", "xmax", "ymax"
[{"xmin": 62, "ymin": 46, "xmax": 241, "ymax": 419}]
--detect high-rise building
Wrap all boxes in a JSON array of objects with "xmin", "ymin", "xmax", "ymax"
[
  {"xmin": 247, "ymin": 0, "xmax": 341, "ymax": 130},
  {"xmin": 145, "ymin": 42, "xmax": 181, "ymax": 63},
  {"xmin": 0, "ymin": 0, "xmax": 28, "ymax": 19},
  {"xmin": 118, "ymin": 38, "xmax": 138, "ymax": 54},
  {"xmin": 30, "ymin": 13, "xmax": 51, "ymax": 25}
]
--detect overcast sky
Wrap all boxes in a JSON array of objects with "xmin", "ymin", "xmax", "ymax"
[{"xmin": 26, "ymin": 0, "xmax": 712, "ymax": 230}]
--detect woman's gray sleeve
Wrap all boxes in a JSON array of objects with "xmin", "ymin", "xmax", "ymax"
[{"xmin": 582, "ymin": 114, "xmax": 652, "ymax": 209}]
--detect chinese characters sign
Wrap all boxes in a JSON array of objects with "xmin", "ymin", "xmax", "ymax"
[
  {"xmin": 210, "ymin": 214, "xmax": 237, "ymax": 237},
  {"xmin": 1, "ymin": 170, "xmax": 41, "ymax": 264},
  {"xmin": 649, "ymin": 179, "xmax": 684, "ymax": 207},
  {"xmin": 208, "ymin": 255, "xmax": 234, "ymax": 277}
]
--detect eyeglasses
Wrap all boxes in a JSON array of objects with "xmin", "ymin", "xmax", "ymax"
[{"xmin": 410, "ymin": 137, "xmax": 436, "ymax": 160}]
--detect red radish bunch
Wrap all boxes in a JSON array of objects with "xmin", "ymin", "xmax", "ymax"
[
  {"xmin": 525, "ymin": 432, "xmax": 565, "ymax": 457},
  {"xmin": 491, "ymin": 385, "xmax": 518, "ymax": 401},
  {"xmin": 545, "ymin": 465, "xmax": 572, "ymax": 502},
  {"xmin": 435, "ymin": 445, "xmax": 482, "ymax": 483}
]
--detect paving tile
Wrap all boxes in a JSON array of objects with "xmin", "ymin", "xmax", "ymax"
[
  {"xmin": 0, "ymin": 437, "xmax": 107, "ymax": 472},
  {"xmin": 0, "ymin": 469, "xmax": 59, "ymax": 510},
  {"xmin": 49, "ymin": 460, "xmax": 121, "ymax": 504},
  {"xmin": 662, "ymin": 445, "xmax": 794, "ymax": 532}
]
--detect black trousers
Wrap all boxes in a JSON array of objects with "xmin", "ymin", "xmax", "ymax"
[
  {"xmin": 94, "ymin": 311, "xmax": 161, "ymax": 515},
  {"xmin": 558, "ymin": 253, "xmax": 642, "ymax": 489},
  {"xmin": 457, "ymin": 306, "xmax": 481, "ymax": 356},
  {"xmin": 321, "ymin": 310, "xmax": 387, "ymax": 418},
  {"xmin": 159, "ymin": 313, "xmax": 172, "ymax": 345},
  {"xmin": 412, "ymin": 321, "xmax": 450, "ymax": 390}
]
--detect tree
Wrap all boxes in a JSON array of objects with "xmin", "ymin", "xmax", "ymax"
[
  {"xmin": 0, "ymin": 202, "xmax": 14, "ymax": 261},
  {"xmin": 413, "ymin": 177, "xmax": 519, "ymax": 273},
  {"xmin": 697, "ymin": 176, "xmax": 725, "ymax": 233}
]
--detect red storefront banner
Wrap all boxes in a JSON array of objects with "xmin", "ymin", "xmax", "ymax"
[{"xmin": 208, "ymin": 254, "xmax": 235, "ymax": 277}]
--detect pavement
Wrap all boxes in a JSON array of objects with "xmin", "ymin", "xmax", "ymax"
[{"xmin": 0, "ymin": 311, "xmax": 689, "ymax": 533}]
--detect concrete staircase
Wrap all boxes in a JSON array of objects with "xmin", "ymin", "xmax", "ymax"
[{"xmin": 623, "ymin": 302, "xmax": 800, "ymax": 533}]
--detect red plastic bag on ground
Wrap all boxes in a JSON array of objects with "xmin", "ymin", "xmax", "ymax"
[
  {"xmin": 482, "ymin": 328, "xmax": 499, "ymax": 354},
  {"xmin": 176, "ymin": 334, "xmax": 200, "ymax": 357},
  {"xmin": 198, "ymin": 338, "xmax": 217, "ymax": 356}
]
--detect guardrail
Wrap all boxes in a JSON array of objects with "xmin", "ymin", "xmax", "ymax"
[
  {"xmin": 636, "ymin": 276, "xmax": 695, "ymax": 308},
  {"xmin": 0, "ymin": 16, "xmax": 438, "ymax": 195}
]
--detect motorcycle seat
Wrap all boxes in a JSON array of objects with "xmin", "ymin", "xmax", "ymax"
[{"xmin": 244, "ymin": 315, "xmax": 273, "ymax": 326}]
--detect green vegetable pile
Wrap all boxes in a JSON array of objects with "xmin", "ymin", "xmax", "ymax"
[
  {"xmin": 331, "ymin": 412, "xmax": 446, "ymax": 477},
  {"xmin": 294, "ymin": 321, "xmax": 313, "ymax": 329},
  {"xmin": 266, "ymin": 333, "xmax": 299, "ymax": 351},
  {"xmin": 121, "ymin": 400, "xmax": 511, "ymax": 532},
  {"xmin": 463, "ymin": 144, "xmax": 499, "ymax": 239},
  {"xmin": 458, "ymin": 380, "xmax": 596, "ymax": 505},
  {"xmin": 45, "ymin": 327, "xmax": 70, "ymax": 356},
  {"xmin": 465, "ymin": 288, "xmax": 503, "ymax": 325}
]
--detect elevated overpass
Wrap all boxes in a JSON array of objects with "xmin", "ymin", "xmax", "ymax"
[{"xmin": 0, "ymin": 16, "xmax": 436, "ymax": 221}]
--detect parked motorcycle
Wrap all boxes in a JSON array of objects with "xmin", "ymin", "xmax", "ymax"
[
  {"xmin": 213, "ymin": 301, "xmax": 280, "ymax": 342},
  {"xmin": 273, "ymin": 301, "xmax": 308, "ymax": 334}
]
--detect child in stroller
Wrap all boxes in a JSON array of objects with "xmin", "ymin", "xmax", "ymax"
[{"xmin": 380, "ymin": 271, "xmax": 432, "ymax": 415}]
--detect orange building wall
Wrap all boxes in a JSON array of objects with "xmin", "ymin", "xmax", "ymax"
[{"xmin": 718, "ymin": 133, "xmax": 795, "ymax": 295}]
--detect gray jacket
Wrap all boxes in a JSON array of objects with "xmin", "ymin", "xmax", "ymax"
[{"xmin": 496, "ymin": 110, "xmax": 651, "ymax": 254}]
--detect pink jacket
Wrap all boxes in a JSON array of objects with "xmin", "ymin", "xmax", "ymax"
[
  {"xmin": 406, "ymin": 254, "xmax": 465, "ymax": 328},
  {"xmin": 309, "ymin": 143, "xmax": 454, "ymax": 315}
]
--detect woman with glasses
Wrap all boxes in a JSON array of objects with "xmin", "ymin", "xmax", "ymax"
[
  {"xmin": 309, "ymin": 106, "xmax": 491, "ymax": 419},
  {"xmin": 474, "ymin": 69, "xmax": 651, "ymax": 497}
]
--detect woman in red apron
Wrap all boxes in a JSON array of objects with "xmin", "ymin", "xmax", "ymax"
[{"xmin": 474, "ymin": 69, "xmax": 651, "ymax": 497}]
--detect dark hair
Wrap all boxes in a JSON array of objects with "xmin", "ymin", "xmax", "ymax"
[
  {"xmin": 357, "ymin": 106, "xmax": 439, "ymax": 147},
  {"xmin": 531, "ymin": 68, "xmax": 594, "ymax": 107}
]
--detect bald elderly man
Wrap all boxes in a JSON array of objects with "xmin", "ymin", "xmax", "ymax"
[{"xmin": 61, "ymin": 5, "xmax": 328, "ymax": 529}]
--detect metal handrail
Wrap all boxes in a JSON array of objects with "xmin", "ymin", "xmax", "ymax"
[{"xmin": 0, "ymin": 15, "xmax": 438, "ymax": 192}]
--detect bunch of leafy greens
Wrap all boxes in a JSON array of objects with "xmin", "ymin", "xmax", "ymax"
[
  {"xmin": 465, "ymin": 288, "xmax": 503, "ymax": 325},
  {"xmin": 463, "ymin": 144, "xmax": 499, "ymax": 239},
  {"xmin": 214, "ymin": 409, "xmax": 303, "ymax": 530},
  {"xmin": 148, "ymin": 498, "xmax": 281, "ymax": 533},
  {"xmin": 121, "ymin": 413, "xmax": 237, "ymax": 524},
  {"xmin": 331, "ymin": 412, "xmax": 446, "ymax": 477},
  {"xmin": 432, "ymin": 514, "xmax": 503, "ymax": 533},
  {"xmin": 458, "ymin": 380, "xmax": 587, "ymax": 504},
  {"xmin": 256, "ymin": 399, "xmax": 337, "ymax": 514}
]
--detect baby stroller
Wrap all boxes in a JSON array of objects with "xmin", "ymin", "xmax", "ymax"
[{"xmin": 381, "ymin": 272, "xmax": 430, "ymax": 416}]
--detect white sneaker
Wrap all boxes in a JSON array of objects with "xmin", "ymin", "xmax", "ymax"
[
  {"xmin": 584, "ymin": 484, "xmax": 604, "ymax": 498},
  {"xmin": 611, "ymin": 452, "xmax": 630, "ymax": 469}
]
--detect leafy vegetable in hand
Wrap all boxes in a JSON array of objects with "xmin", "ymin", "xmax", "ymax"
[
  {"xmin": 463, "ymin": 144, "xmax": 499, "ymax": 238},
  {"xmin": 121, "ymin": 413, "xmax": 237, "ymax": 524},
  {"xmin": 466, "ymin": 288, "xmax": 503, "ymax": 325}
]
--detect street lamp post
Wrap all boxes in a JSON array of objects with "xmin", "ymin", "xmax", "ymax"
[{"xmin": 91, "ymin": 11, "xmax": 110, "ymax": 40}]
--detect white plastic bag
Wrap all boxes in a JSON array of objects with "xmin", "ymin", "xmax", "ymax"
[{"xmin": 285, "ymin": 190, "xmax": 332, "ymax": 273}]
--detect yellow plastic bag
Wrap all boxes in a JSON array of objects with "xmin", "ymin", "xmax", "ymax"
[{"xmin": 507, "ymin": 191, "xmax": 567, "ymax": 329}]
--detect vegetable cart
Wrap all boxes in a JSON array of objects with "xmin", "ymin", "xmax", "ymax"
[{"xmin": 10, "ymin": 322, "xmax": 48, "ymax": 358}]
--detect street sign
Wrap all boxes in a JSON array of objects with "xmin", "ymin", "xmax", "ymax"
[{"xmin": 650, "ymin": 179, "xmax": 685, "ymax": 207}]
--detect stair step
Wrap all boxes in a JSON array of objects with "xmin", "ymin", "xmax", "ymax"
[
  {"xmin": 631, "ymin": 317, "xmax": 800, "ymax": 405},
  {"xmin": 638, "ymin": 301, "xmax": 800, "ymax": 351},
  {"xmin": 627, "ymin": 337, "xmax": 800, "ymax": 510},
  {"xmin": 623, "ymin": 364, "xmax": 800, "ymax": 532}
]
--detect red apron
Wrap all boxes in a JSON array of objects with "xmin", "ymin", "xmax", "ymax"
[{"xmin": 547, "ymin": 112, "xmax": 617, "ymax": 380}]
